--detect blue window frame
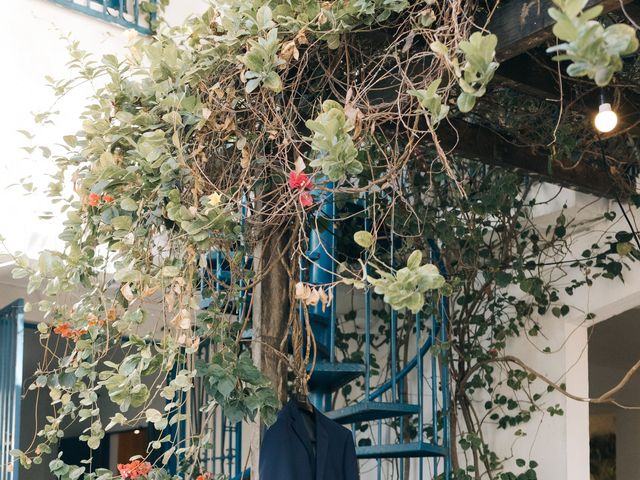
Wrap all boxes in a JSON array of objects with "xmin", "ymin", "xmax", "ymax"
[
  {"xmin": 0, "ymin": 299, "xmax": 24, "ymax": 480},
  {"xmin": 47, "ymin": 0, "xmax": 157, "ymax": 34}
]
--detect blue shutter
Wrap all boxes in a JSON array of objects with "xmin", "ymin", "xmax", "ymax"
[{"xmin": 0, "ymin": 299, "xmax": 24, "ymax": 480}]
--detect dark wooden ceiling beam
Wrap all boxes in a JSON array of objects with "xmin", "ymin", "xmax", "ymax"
[
  {"xmin": 435, "ymin": 119, "xmax": 629, "ymax": 197},
  {"xmin": 494, "ymin": 53, "xmax": 640, "ymax": 138},
  {"xmin": 620, "ymin": 0, "xmax": 640, "ymax": 24},
  {"xmin": 488, "ymin": 0, "xmax": 636, "ymax": 61}
]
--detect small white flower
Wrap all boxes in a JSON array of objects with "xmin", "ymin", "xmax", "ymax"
[{"xmin": 208, "ymin": 192, "xmax": 222, "ymax": 207}]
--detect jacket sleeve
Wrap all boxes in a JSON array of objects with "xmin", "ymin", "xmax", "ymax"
[
  {"xmin": 343, "ymin": 431, "xmax": 359, "ymax": 480},
  {"xmin": 259, "ymin": 424, "xmax": 292, "ymax": 480}
]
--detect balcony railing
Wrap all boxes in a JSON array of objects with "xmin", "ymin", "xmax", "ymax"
[{"xmin": 48, "ymin": 0, "xmax": 157, "ymax": 34}]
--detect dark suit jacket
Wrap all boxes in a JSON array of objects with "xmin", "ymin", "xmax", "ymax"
[{"xmin": 259, "ymin": 400, "xmax": 359, "ymax": 480}]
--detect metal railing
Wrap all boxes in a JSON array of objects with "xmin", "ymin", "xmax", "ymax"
[{"xmin": 47, "ymin": 0, "xmax": 157, "ymax": 34}]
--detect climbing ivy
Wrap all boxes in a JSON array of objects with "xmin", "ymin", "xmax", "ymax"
[
  {"xmin": 333, "ymin": 161, "xmax": 639, "ymax": 479},
  {"xmin": 7, "ymin": 0, "xmax": 639, "ymax": 478}
]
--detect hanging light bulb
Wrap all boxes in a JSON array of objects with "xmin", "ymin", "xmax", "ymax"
[{"xmin": 594, "ymin": 91, "xmax": 618, "ymax": 133}]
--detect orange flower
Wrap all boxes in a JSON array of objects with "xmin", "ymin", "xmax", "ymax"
[
  {"xmin": 103, "ymin": 194, "xmax": 115, "ymax": 203},
  {"xmin": 87, "ymin": 192, "xmax": 101, "ymax": 207},
  {"xmin": 106, "ymin": 307, "xmax": 117, "ymax": 322},
  {"xmin": 53, "ymin": 322, "xmax": 87, "ymax": 340},
  {"xmin": 87, "ymin": 314, "xmax": 105, "ymax": 328},
  {"xmin": 196, "ymin": 474, "xmax": 213, "ymax": 480},
  {"xmin": 53, "ymin": 322, "xmax": 73, "ymax": 337},
  {"xmin": 117, "ymin": 460, "xmax": 152, "ymax": 479}
]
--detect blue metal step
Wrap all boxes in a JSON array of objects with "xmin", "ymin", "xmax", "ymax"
[
  {"xmin": 307, "ymin": 361, "xmax": 365, "ymax": 393},
  {"xmin": 308, "ymin": 311, "xmax": 331, "ymax": 352},
  {"xmin": 326, "ymin": 401, "xmax": 420, "ymax": 424},
  {"xmin": 356, "ymin": 442, "xmax": 447, "ymax": 459}
]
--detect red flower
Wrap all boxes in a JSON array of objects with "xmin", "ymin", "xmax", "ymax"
[
  {"xmin": 103, "ymin": 194, "xmax": 115, "ymax": 203},
  {"xmin": 196, "ymin": 474, "xmax": 213, "ymax": 480},
  {"xmin": 87, "ymin": 192, "xmax": 101, "ymax": 207},
  {"xmin": 299, "ymin": 191, "xmax": 314, "ymax": 207},
  {"xmin": 117, "ymin": 460, "xmax": 152, "ymax": 479},
  {"xmin": 288, "ymin": 171, "xmax": 312, "ymax": 190}
]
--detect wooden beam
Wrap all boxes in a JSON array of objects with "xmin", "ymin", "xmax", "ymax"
[
  {"xmin": 620, "ymin": 0, "xmax": 640, "ymax": 24},
  {"xmin": 436, "ymin": 119, "xmax": 631, "ymax": 198},
  {"xmin": 495, "ymin": 53, "xmax": 640, "ymax": 138},
  {"xmin": 488, "ymin": 0, "xmax": 635, "ymax": 61}
]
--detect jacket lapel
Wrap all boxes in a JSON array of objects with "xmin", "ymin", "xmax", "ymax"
[
  {"xmin": 315, "ymin": 408, "xmax": 328, "ymax": 480},
  {"xmin": 288, "ymin": 401, "xmax": 314, "ymax": 461}
]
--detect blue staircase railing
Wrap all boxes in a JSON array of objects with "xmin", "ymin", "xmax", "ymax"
[
  {"xmin": 304, "ymin": 184, "xmax": 365, "ymax": 410},
  {"xmin": 47, "ymin": 0, "xmax": 156, "ymax": 33},
  {"xmin": 302, "ymin": 191, "xmax": 451, "ymax": 479},
  {"xmin": 193, "ymin": 248, "xmax": 248, "ymax": 480}
]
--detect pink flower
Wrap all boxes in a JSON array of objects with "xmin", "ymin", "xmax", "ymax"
[
  {"xmin": 289, "ymin": 171, "xmax": 313, "ymax": 190},
  {"xmin": 300, "ymin": 191, "xmax": 314, "ymax": 207}
]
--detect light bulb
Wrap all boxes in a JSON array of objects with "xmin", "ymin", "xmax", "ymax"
[
  {"xmin": 594, "ymin": 103, "xmax": 618, "ymax": 133},
  {"xmin": 133, "ymin": 429, "xmax": 140, "ymax": 435}
]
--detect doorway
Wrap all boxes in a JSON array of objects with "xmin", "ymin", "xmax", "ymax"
[{"xmin": 589, "ymin": 308, "xmax": 640, "ymax": 480}]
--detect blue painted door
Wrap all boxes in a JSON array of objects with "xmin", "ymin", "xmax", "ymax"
[{"xmin": 0, "ymin": 299, "xmax": 24, "ymax": 480}]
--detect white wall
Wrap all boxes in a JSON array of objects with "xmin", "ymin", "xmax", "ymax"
[
  {"xmin": 485, "ymin": 191, "xmax": 640, "ymax": 480},
  {"xmin": 0, "ymin": 0, "xmax": 208, "ymax": 262},
  {"xmin": 1, "ymin": 2, "xmax": 206, "ymax": 478}
]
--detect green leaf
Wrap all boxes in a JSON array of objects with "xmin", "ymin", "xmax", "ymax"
[
  {"xmin": 617, "ymin": 242, "xmax": 633, "ymax": 256},
  {"xmin": 112, "ymin": 216, "xmax": 133, "ymax": 230},
  {"xmin": 145, "ymin": 408, "xmax": 163, "ymax": 424},
  {"xmin": 406, "ymin": 250, "xmax": 423, "ymax": 269},
  {"xmin": 353, "ymin": 231, "xmax": 374, "ymax": 249},
  {"xmin": 217, "ymin": 377, "xmax": 236, "ymax": 398},
  {"xmin": 430, "ymin": 41, "xmax": 449, "ymax": 56},
  {"xmin": 256, "ymin": 5, "xmax": 274, "ymax": 30},
  {"xmin": 161, "ymin": 265, "xmax": 181, "ymax": 277},
  {"xmin": 63, "ymin": 135, "xmax": 77, "ymax": 147},
  {"xmin": 262, "ymin": 71, "xmax": 283, "ymax": 93},
  {"xmin": 120, "ymin": 197, "xmax": 138, "ymax": 211},
  {"xmin": 457, "ymin": 92, "xmax": 476, "ymax": 112},
  {"xmin": 69, "ymin": 466, "xmax": 86, "ymax": 480}
]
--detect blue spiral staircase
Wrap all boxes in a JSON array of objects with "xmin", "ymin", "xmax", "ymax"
[
  {"xmin": 301, "ymin": 192, "xmax": 451, "ymax": 478},
  {"xmin": 197, "ymin": 190, "xmax": 451, "ymax": 479}
]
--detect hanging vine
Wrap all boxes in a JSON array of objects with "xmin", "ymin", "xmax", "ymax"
[{"xmin": 6, "ymin": 0, "xmax": 639, "ymax": 478}]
